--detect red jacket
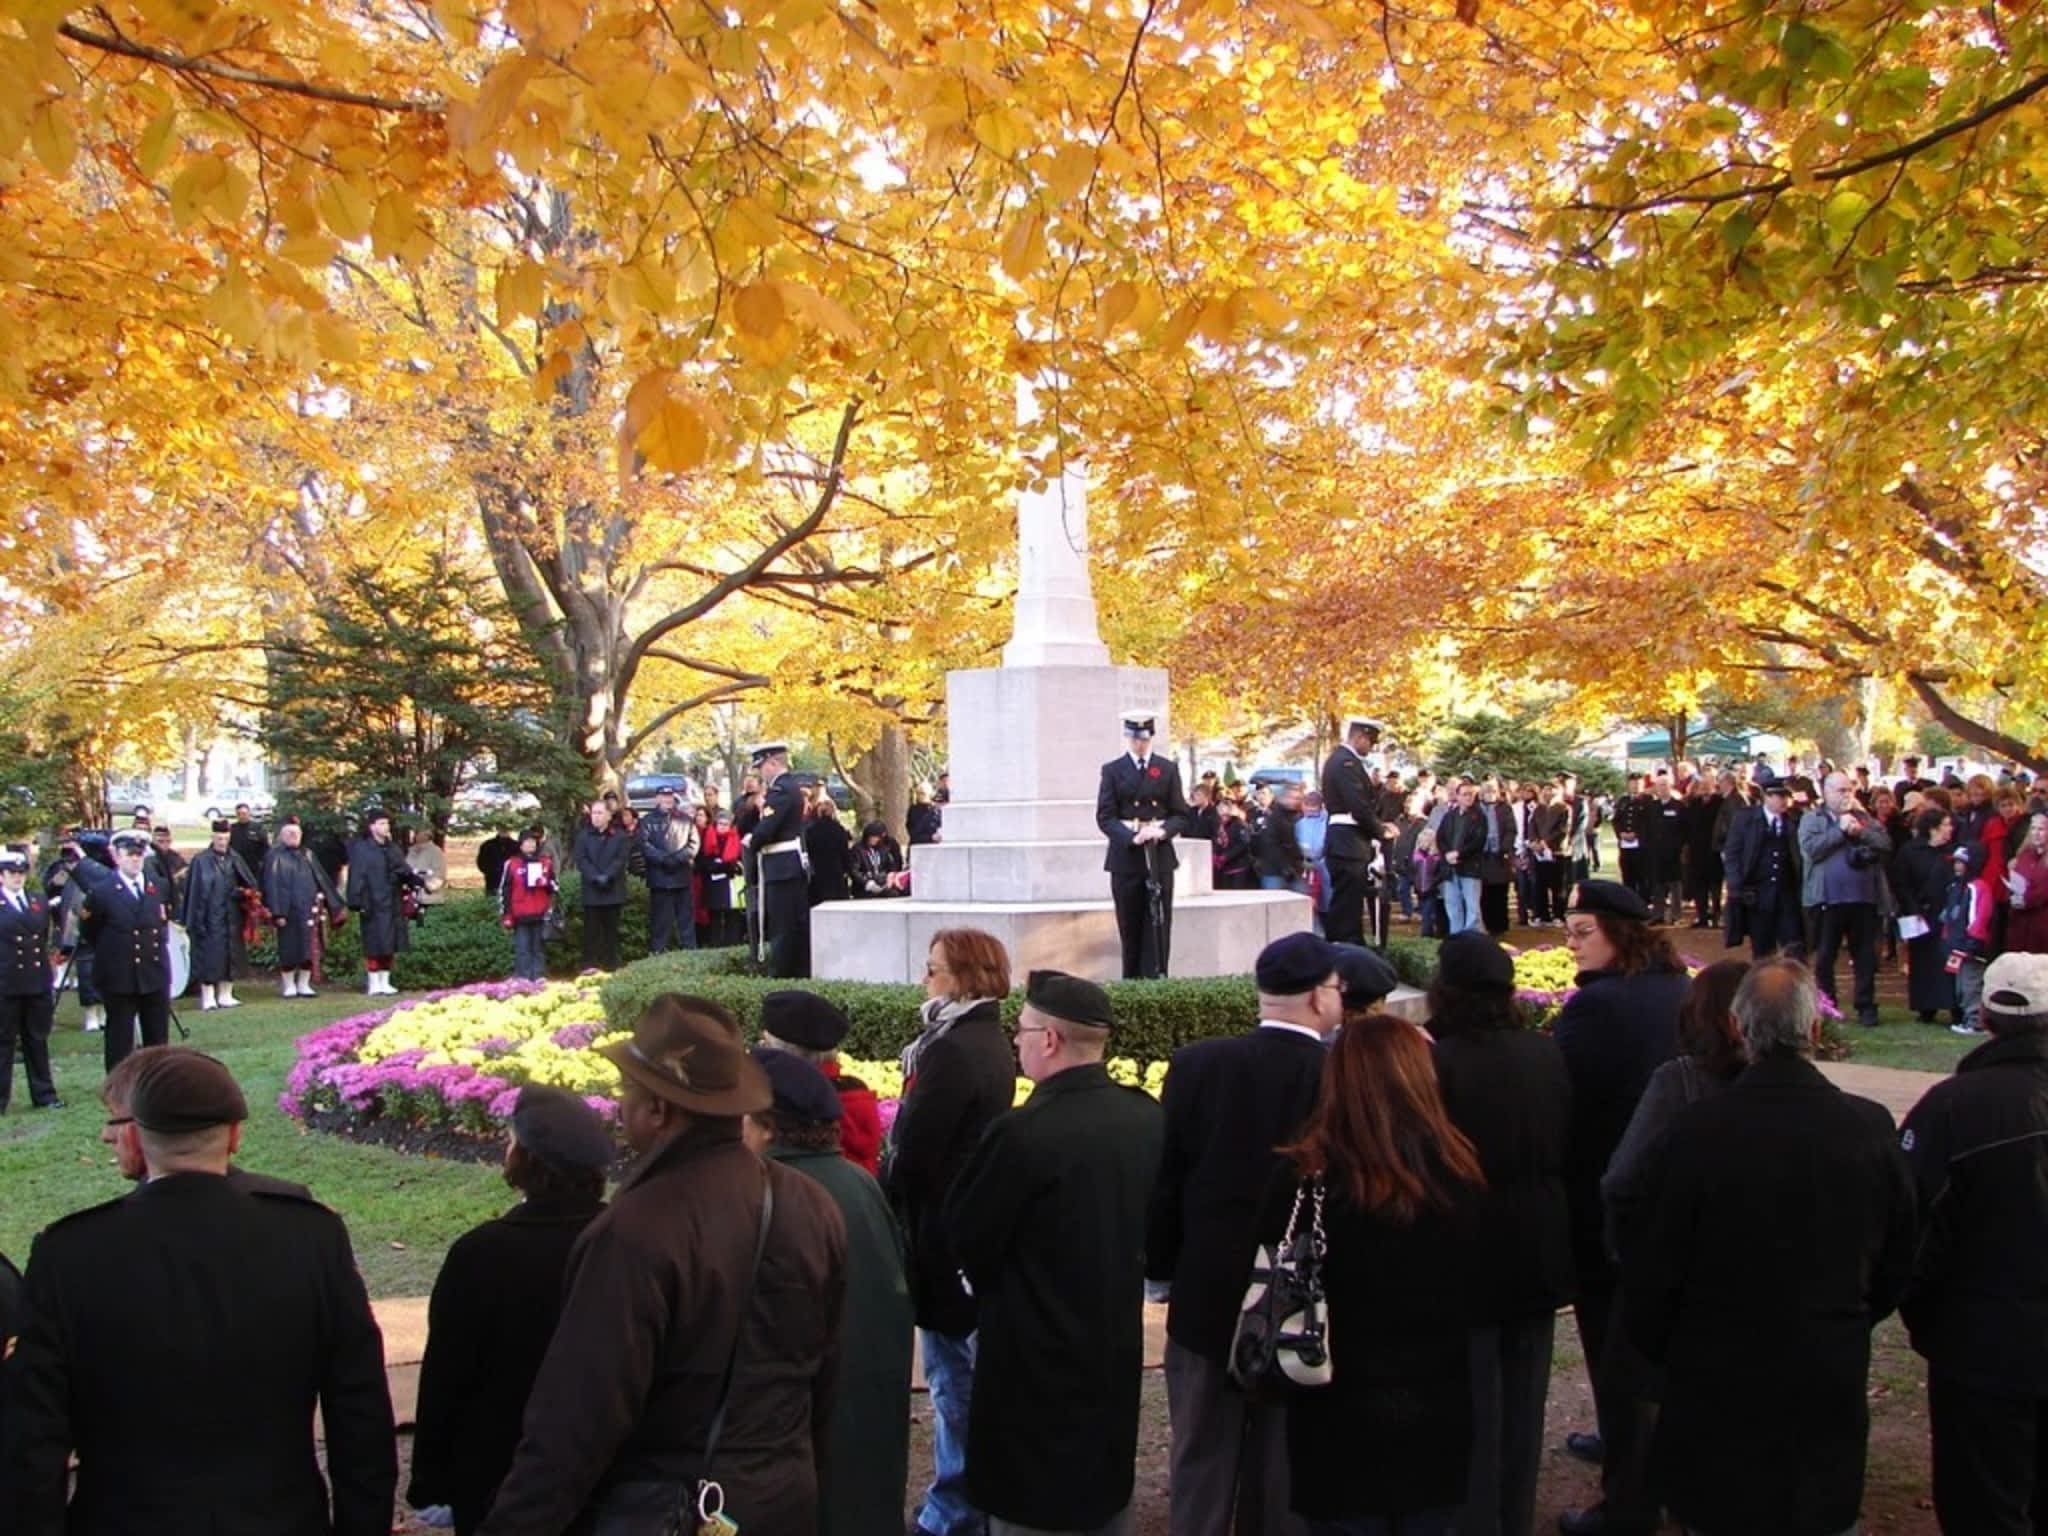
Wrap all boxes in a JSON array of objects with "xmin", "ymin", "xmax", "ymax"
[
  {"xmin": 822, "ymin": 1058, "xmax": 883, "ymax": 1175},
  {"xmin": 500, "ymin": 855, "xmax": 557, "ymax": 925}
]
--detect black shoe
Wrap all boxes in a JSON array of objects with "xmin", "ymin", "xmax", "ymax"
[
  {"xmin": 1859, "ymin": 1012, "xmax": 1882, "ymax": 1029},
  {"xmin": 1564, "ymin": 1430, "xmax": 1605, "ymax": 1464},
  {"xmin": 34, "ymin": 1097, "xmax": 64, "ymax": 1110},
  {"xmin": 1559, "ymin": 1506, "xmax": 1654, "ymax": 1536}
]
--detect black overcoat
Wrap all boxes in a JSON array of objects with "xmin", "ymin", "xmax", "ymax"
[
  {"xmin": 570, "ymin": 825, "xmax": 631, "ymax": 908},
  {"xmin": 0, "ymin": 1174, "xmax": 396, "ymax": 1536},
  {"xmin": 409, "ymin": 1195, "xmax": 602, "ymax": 1535},
  {"xmin": 946, "ymin": 1064, "xmax": 1165, "ymax": 1530},
  {"xmin": 344, "ymin": 836, "xmax": 410, "ymax": 958},
  {"xmin": 178, "ymin": 847, "xmax": 244, "ymax": 984},
  {"xmin": 1145, "ymin": 1025, "xmax": 1325, "ymax": 1360},
  {"xmin": 883, "ymin": 1003, "xmax": 1015, "ymax": 1337},
  {"xmin": 1625, "ymin": 1055, "xmax": 1916, "ymax": 1536},
  {"xmin": 262, "ymin": 845, "xmax": 340, "ymax": 971},
  {"xmin": 1431, "ymin": 1024, "xmax": 1576, "ymax": 1319}
]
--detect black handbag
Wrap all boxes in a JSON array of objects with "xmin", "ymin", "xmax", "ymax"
[{"xmin": 1228, "ymin": 1175, "xmax": 1333, "ymax": 1397}]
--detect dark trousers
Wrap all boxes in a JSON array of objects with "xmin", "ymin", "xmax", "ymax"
[
  {"xmin": 646, "ymin": 887, "xmax": 695, "ymax": 952},
  {"xmin": 1931, "ymin": 1372, "xmax": 2048, "ymax": 1535},
  {"xmin": 1110, "ymin": 869, "xmax": 1174, "ymax": 979},
  {"xmin": 1460, "ymin": 1313, "xmax": 1555, "ymax": 1536},
  {"xmin": 1164, "ymin": 1339, "xmax": 1301, "ymax": 1536},
  {"xmin": 102, "ymin": 990, "xmax": 170, "ymax": 1072},
  {"xmin": 0, "ymin": 991, "xmax": 58, "ymax": 1110},
  {"xmin": 581, "ymin": 905, "xmax": 622, "ymax": 971},
  {"xmin": 1326, "ymin": 857, "xmax": 1371, "ymax": 946},
  {"xmin": 1594, "ymin": 1289, "xmax": 1660, "ymax": 1525},
  {"xmin": 1617, "ymin": 847, "xmax": 1646, "ymax": 898},
  {"xmin": 1813, "ymin": 902, "xmax": 1880, "ymax": 1021},
  {"xmin": 1514, "ymin": 865, "xmax": 1546, "ymax": 925},
  {"xmin": 1748, "ymin": 890, "xmax": 1807, "ymax": 961},
  {"xmin": 1480, "ymin": 881, "xmax": 1510, "ymax": 936},
  {"xmin": 763, "ymin": 876, "xmax": 810, "ymax": 979},
  {"xmin": 1573, "ymin": 1269, "xmax": 1616, "ymax": 1443}
]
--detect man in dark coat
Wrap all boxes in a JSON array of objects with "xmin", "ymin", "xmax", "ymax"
[
  {"xmin": 0, "ymin": 1048, "xmax": 396, "ymax": 1535},
  {"xmin": 946, "ymin": 971, "xmax": 1165, "ymax": 1536},
  {"xmin": 749, "ymin": 1048, "xmax": 914, "ymax": 1536},
  {"xmin": 745, "ymin": 744, "xmax": 812, "ymax": 979},
  {"xmin": 227, "ymin": 802, "xmax": 270, "ymax": 878},
  {"xmin": 61, "ymin": 831, "xmax": 172, "ymax": 1072},
  {"xmin": 0, "ymin": 847, "xmax": 61, "ymax": 1113},
  {"xmin": 1722, "ymin": 780, "xmax": 1805, "ymax": 958},
  {"xmin": 1319, "ymin": 717, "xmax": 1383, "ymax": 945},
  {"xmin": 180, "ymin": 819, "xmax": 256, "ymax": 1010},
  {"xmin": 1899, "ymin": 951, "xmax": 2048, "ymax": 1534},
  {"xmin": 570, "ymin": 798, "xmax": 631, "ymax": 972},
  {"xmin": 478, "ymin": 995, "xmax": 847, "ymax": 1536},
  {"xmin": 476, "ymin": 827, "xmax": 520, "ymax": 900},
  {"xmin": 1146, "ymin": 932, "xmax": 1341, "ymax": 1536},
  {"xmin": 263, "ymin": 819, "xmax": 342, "ymax": 998},
  {"xmin": 410, "ymin": 1087, "xmax": 610, "ymax": 1535},
  {"xmin": 97, "ymin": 1046, "xmax": 311, "ymax": 1197},
  {"xmin": 1626, "ymin": 960, "xmax": 1916, "ymax": 1536},
  {"xmin": 345, "ymin": 810, "xmax": 411, "ymax": 996},
  {"xmin": 637, "ymin": 786, "xmax": 699, "ymax": 954},
  {"xmin": 1637, "ymin": 773, "xmax": 1686, "ymax": 924},
  {"xmin": 1096, "ymin": 716, "xmax": 1192, "ymax": 978}
]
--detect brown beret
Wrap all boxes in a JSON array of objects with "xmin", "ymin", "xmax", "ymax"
[{"xmin": 128, "ymin": 1049, "xmax": 249, "ymax": 1133}]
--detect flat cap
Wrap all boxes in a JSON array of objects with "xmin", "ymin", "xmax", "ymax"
[
  {"xmin": 759, "ymin": 990, "xmax": 851, "ymax": 1053},
  {"xmin": 128, "ymin": 1049, "xmax": 248, "ymax": 1133},
  {"xmin": 510, "ymin": 1085, "xmax": 615, "ymax": 1173},
  {"xmin": 751, "ymin": 1047, "xmax": 844, "ymax": 1124},
  {"xmin": 1330, "ymin": 943, "xmax": 1399, "ymax": 1010},
  {"xmin": 1568, "ymin": 879, "xmax": 1652, "ymax": 923},
  {"xmin": 1984, "ymin": 952, "xmax": 2048, "ymax": 1018},
  {"xmin": 1436, "ymin": 931, "xmax": 1517, "ymax": 993},
  {"xmin": 1761, "ymin": 779, "xmax": 1791, "ymax": 798},
  {"xmin": 1024, "ymin": 969, "xmax": 1116, "ymax": 1030},
  {"xmin": 1256, "ymin": 931, "xmax": 1339, "ymax": 996}
]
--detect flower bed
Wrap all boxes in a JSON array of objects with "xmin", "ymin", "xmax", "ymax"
[
  {"xmin": 285, "ymin": 978, "xmax": 1172, "ymax": 1151},
  {"xmin": 1510, "ymin": 945, "xmax": 1843, "ymax": 1051}
]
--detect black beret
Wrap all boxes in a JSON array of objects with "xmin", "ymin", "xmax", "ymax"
[
  {"xmin": 1568, "ymin": 879, "xmax": 1652, "ymax": 923},
  {"xmin": 211, "ymin": 819, "xmax": 233, "ymax": 834},
  {"xmin": 759, "ymin": 990, "xmax": 850, "ymax": 1053},
  {"xmin": 510, "ymin": 1085, "xmax": 614, "ymax": 1173},
  {"xmin": 751, "ymin": 1047, "xmax": 843, "ymax": 1124},
  {"xmin": 1330, "ymin": 944, "xmax": 1399, "ymax": 1009},
  {"xmin": 1024, "ymin": 969, "xmax": 1117, "ymax": 1030},
  {"xmin": 1436, "ymin": 931, "xmax": 1517, "ymax": 994},
  {"xmin": 1255, "ymin": 931, "xmax": 1339, "ymax": 996},
  {"xmin": 128, "ymin": 1049, "xmax": 249, "ymax": 1133}
]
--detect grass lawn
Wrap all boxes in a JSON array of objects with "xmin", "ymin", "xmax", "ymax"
[
  {"xmin": 1841, "ymin": 1005, "xmax": 1977, "ymax": 1074},
  {"xmin": 1, "ymin": 989, "xmax": 510, "ymax": 1297}
]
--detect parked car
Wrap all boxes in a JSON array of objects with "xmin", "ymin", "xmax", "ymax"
[
  {"xmin": 453, "ymin": 781, "xmax": 542, "ymax": 819},
  {"xmin": 1247, "ymin": 765, "xmax": 1312, "ymax": 793},
  {"xmin": 202, "ymin": 789, "xmax": 277, "ymax": 819},
  {"xmin": 624, "ymin": 773, "xmax": 696, "ymax": 813}
]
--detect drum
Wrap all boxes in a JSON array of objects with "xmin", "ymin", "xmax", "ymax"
[{"xmin": 166, "ymin": 922, "xmax": 192, "ymax": 999}]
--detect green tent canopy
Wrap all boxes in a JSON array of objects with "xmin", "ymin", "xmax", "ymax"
[{"xmin": 1625, "ymin": 726, "xmax": 1786, "ymax": 762}]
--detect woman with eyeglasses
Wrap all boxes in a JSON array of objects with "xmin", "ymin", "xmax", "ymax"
[
  {"xmin": 1550, "ymin": 881, "xmax": 1688, "ymax": 1536},
  {"xmin": 884, "ymin": 927, "xmax": 1017, "ymax": 1536}
]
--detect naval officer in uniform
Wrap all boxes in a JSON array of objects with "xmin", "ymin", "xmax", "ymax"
[
  {"xmin": 1096, "ymin": 716, "xmax": 1192, "ymax": 979},
  {"xmin": 1320, "ymin": 717, "xmax": 1388, "ymax": 946},
  {"xmin": 61, "ymin": 830, "xmax": 172, "ymax": 1073},
  {"xmin": 0, "ymin": 846, "xmax": 61, "ymax": 1113},
  {"xmin": 744, "ymin": 742, "xmax": 812, "ymax": 978}
]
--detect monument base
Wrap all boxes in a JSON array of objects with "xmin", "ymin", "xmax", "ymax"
[{"xmin": 811, "ymin": 889, "xmax": 1315, "ymax": 986}]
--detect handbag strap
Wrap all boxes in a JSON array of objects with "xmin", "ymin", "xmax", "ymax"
[{"xmin": 697, "ymin": 1172, "xmax": 776, "ymax": 1495}]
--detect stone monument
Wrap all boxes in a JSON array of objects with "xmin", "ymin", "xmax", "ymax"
[{"xmin": 809, "ymin": 383, "xmax": 1314, "ymax": 984}]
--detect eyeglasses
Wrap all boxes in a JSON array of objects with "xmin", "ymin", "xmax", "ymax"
[
  {"xmin": 1562, "ymin": 923, "xmax": 1600, "ymax": 941},
  {"xmin": 104, "ymin": 1115, "xmax": 133, "ymax": 1129}
]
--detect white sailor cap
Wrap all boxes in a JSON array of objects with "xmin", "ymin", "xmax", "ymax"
[
  {"xmin": 0, "ymin": 844, "xmax": 29, "ymax": 872},
  {"xmin": 1345, "ymin": 717, "xmax": 1385, "ymax": 738},
  {"xmin": 1121, "ymin": 716, "xmax": 1157, "ymax": 737},
  {"xmin": 110, "ymin": 830, "xmax": 151, "ymax": 854},
  {"xmin": 748, "ymin": 741, "xmax": 790, "ymax": 767}
]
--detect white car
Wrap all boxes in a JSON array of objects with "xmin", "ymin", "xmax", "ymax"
[{"xmin": 455, "ymin": 782, "xmax": 541, "ymax": 817}]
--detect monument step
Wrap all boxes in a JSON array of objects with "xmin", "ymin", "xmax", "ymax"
[{"xmin": 912, "ymin": 838, "xmax": 1214, "ymax": 903}]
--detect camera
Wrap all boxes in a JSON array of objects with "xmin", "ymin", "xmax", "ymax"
[{"xmin": 1847, "ymin": 844, "xmax": 1882, "ymax": 871}]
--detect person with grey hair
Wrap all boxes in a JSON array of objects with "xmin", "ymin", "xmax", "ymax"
[
  {"xmin": 1898, "ymin": 951, "xmax": 2048, "ymax": 1533},
  {"xmin": 1623, "ymin": 959, "xmax": 1916, "ymax": 1536},
  {"xmin": 1798, "ymin": 771, "xmax": 1892, "ymax": 1029}
]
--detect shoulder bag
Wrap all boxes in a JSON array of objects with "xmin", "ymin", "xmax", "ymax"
[{"xmin": 1228, "ymin": 1175, "xmax": 1333, "ymax": 1398}]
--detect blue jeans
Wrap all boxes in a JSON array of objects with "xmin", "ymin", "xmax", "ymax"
[
  {"xmin": 1310, "ymin": 1513, "xmax": 1457, "ymax": 1536},
  {"xmin": 1442, "ymin": 874, "xmax": 1483, "ymax": 934},
  {"xmin": 918, "ymin": 1328, "xmax": 985, "ymax": 1536},
  {"xmin": 511, "ymin": 922, "xmax": 546, "ymax": 980}
]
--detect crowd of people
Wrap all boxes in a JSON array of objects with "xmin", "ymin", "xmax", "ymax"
[{"xmin": 6, "ymin": 903, "xmax": 2047, "ymax": 1536}]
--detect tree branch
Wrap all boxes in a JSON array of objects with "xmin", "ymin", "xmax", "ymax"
[
  {"xmin": 1905, "ymin": 672, "xmax": 2048, "ymax": 775},
  {"xmin": 57, "ymin": 22, "xmax": 442, "ymax": 114},
  {"xmin": 622, "ymin": 679, "xmax": 768, "ymax": 758}
]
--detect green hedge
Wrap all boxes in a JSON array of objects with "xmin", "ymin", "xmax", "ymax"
[{"xmin": 597, "ymin": 936, "xmax": 1444, "ymax": 1068}]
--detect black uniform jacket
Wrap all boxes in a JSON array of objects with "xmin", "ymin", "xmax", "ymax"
[
  {"xmin": 1900, "ymin": 1028, "xmax": 2048, "ymax": 1396},
  {"xmin": 750, "ymin": 777, "xmax": 809, "ymax": 886},
  {"xmin": 1146, "ymin": 1025, "xmax": 1325, "ymax": 1360},
  {"xmin": 1319, "ymin": 746, "xmax": 1378, "ymax": 864},
  {"xmin": 1626, "ymin": 1055, "xmax": 1916, "ymax": 1536},
  {"xmin": 408, "ymin": 1194, "xmax": 605, "ymax": 1535},
  {"xmin": 63, "ymin": 857, "xmax": 170, "ymax": 995},
  {"xmin": 344, "ymin": 837, "xmax": 410, "ymax": 956},
  {"xmin": 946, "ymin": 1063, "xmax": 1165, "ymax": 1531},
  {"xmin": 1095, "ymin": 754, "xmax": 1191, "ymax": 875},
  {"xmin": 0, "ymin": 889, "xmax": 52, "ymax": 996},
  {"xmin": 0, "ymin": 1173, "xmax": 397, "ymax": 1536}
]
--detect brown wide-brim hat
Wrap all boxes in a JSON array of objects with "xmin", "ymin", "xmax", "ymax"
[{"xmin": 600, "ymin": 993, "xmax": 772, "ymax": 1117}]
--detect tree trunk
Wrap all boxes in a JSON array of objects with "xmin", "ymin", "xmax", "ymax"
[
  {"xmin": 859, "ymin": 724, "xmax": 911, "ymax": 845},
  {"xmin": 181, "ymin": 723, "xmax": 201, "ymax": 802}
]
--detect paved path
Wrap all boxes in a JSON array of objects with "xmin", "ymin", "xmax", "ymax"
[{"xmin": 368, "ymin": 1058, "xmax": 1945, "ymax": 1419}]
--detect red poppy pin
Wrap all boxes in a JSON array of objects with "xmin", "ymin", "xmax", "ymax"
[
  {"xmin": 145, "ymin": 884, "xmax": 157, "ymax": 896},
  {"xmin": 1148, "ymin": 765, "xmax": 1162, "ymax": 779}
]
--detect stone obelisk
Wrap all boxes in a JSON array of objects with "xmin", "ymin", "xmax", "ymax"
[{"xmin": 807, "ymin": 378, "xmax": 1311, "ymax": 983}]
